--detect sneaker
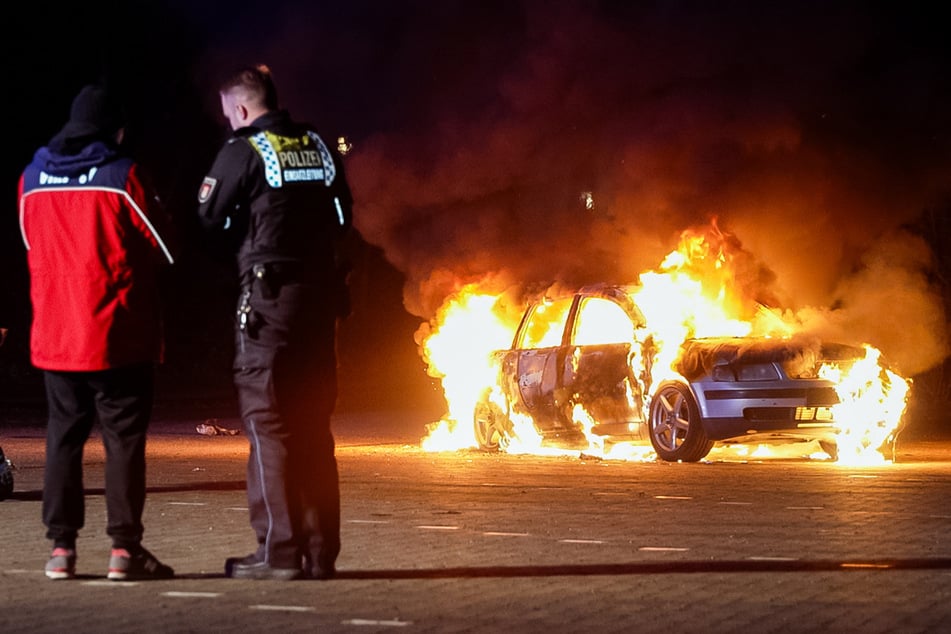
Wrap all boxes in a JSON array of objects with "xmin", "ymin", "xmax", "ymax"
[
  {"xmin": 225, "ymin": 553, "xmax": 302, "ymax": 580},
  {"xmin": 45, "ymin": 547, "xmax": 76, "ymax": 580},
  {"xmin": 107, "ymin": 547, "xmax": 174, "ymax": 581}
]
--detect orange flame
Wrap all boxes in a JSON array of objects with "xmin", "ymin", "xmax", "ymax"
[
  {"xmin": 419, "ymin": 287, "xmax": 515, "ymax": 451},
  {"xmin": 420, "ymin": 220, "xmax": 911, "ymax": 464},
  {"xmin": 823, "ymin": 346, "xmax": 910, "ymax": 465}
]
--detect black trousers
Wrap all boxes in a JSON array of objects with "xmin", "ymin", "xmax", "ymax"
[
  {"xmin": 42, "ymin": 363, "xmax": 154, "ymax": 550},
  {"xmin": 233, "ymin": 275, "xmax": 341, "ymax": 571}
]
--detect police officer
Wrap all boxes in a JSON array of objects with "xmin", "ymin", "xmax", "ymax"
[{"xmin": 197, "ymin": 64, "xmax": 353, "ymax": 580}]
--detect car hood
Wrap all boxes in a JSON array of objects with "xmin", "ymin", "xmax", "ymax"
[{"xmin": 674, "ymin": 335, "xmax": 865, "ymax": 381}]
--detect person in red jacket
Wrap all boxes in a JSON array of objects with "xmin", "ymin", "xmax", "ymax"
[{"xmin": 18, "ymin": 83, "xmax": 176, "ymax": 581}]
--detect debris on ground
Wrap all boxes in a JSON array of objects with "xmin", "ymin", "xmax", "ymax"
[{"xmin": 196, "ymin": 420, "xmax": 241, "ymax": 436}]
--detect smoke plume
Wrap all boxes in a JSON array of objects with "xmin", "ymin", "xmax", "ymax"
[{"xmin": 338, "ymin": 1, "xmax": 950, "ymax": 376}]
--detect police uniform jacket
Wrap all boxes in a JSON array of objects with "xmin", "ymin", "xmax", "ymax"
[{"xmin": 197, "ymin": 110, "xmax": 353, "ymax": 282}]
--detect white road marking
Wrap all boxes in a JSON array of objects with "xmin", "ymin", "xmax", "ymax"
[
  {"xmin": 81, "ymin": 580, "xmax": 138, "ymax": 587},
  {"xmin": 251, "ymin": 605, "xmax": 316, "ymax": 612},
  {"xmin": 654, "ymin": 495, "xmax": 692, "ymax": 500},
  {"xmin": 483, "ymin": 531, "xmax": 529, "ymax": 537},
  {"xmin": 747, "ymin": 556, "xmax": 798, "ymax": 561},
  {"xmin": 341, "ymin": 619, "xmax": 412, "ymax": 627},
  {"xmin": 348, "ymin": 519, "xmax": 390, "ymax": 524},
  {"xmin": 416, "ymin": 525, "xmax": 460, "ymax": 530},
  {"xmin": 163, "ymin": 591, "xmax": 222, "ymax": 598},
  {"xmin": 638, "ymin": 547, "xmax": 689, "ymax": 552},
  {"xmin": 559, "ymin": 539, "xmax": 604, "ymax": 544}
]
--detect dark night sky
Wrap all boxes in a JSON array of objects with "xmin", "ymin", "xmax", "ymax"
[{"xmin": 3, "ymin": 1, "xmax": 950, "ymax": 419}]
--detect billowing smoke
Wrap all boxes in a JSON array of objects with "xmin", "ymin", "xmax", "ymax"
[{"xmin": 338, "ymin": 2, "xmax": 950, "ymax": 376}]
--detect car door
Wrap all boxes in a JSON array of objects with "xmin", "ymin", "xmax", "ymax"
[
  {"xmin": 513, "ymin": 296, "xmax": 574, "ymax": 430},
  {"xmin": 560, "ymin": 294, "xmax": 647, "ymax": 427}
]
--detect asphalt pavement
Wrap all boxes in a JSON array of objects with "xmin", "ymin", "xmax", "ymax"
[{"xmin": 2, "ymin": 410, "xmax": 951, "ymax": 633}]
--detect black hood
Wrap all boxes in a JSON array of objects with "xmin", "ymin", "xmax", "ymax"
[{"xmin": 48, "ymin": 84, "xmax": 125, "ymax": 155}]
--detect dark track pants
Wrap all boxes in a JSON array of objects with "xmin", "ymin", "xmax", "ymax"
[{"xmin": 42, "ymin": 364, "xmax": 154, "ymax": 550}]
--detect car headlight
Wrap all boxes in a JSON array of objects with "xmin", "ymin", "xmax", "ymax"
[
  {"xmin": 736, "ymin": 364, "xmax": 780, "ymax": 381},
  {"xmin": 713, "ymin": 363, "xmax": 780, "ymax": 381}
]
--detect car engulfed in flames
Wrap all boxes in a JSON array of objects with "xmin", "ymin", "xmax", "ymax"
[
  {"xmin": 471, "ymin": 284, "xmax": 882, "ymax": 462},
  {"xmin": 420, "ymin": 221, "xmax": 911, "ymax": 465},
  {"xmin": 473, "ymin": 286, "xmax": 912, "ymax": 462}
]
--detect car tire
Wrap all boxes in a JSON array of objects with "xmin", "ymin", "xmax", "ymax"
[
  {"xmin": 648, "ymin": 382, "xmax": 714, "ymax": 462},
  {"xmin": 473, "ymin": 397, "xmax": 512, "ymax": 452}
]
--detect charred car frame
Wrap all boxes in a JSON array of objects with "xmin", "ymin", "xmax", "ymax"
[{"xmin": 473, "ymin": 284, "xmax": 867, "ymax": 461}]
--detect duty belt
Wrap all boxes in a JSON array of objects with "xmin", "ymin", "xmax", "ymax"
[{"xmin": 242, "ymin": 261, "xmax": 331, "ymax": 297}]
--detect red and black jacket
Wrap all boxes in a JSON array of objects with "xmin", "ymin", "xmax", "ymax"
[{"xmin": 18, "ymin": 140, "xmax": 175, "ymax": 371}]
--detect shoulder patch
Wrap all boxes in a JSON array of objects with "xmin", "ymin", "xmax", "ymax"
[{"xmin": 198, "ymin": 176, "xmax": 217, "ymax": 203}]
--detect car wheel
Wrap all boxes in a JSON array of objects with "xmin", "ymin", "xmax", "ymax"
[
  {"xmin": 648, "ymin": 383, "xmax": 714, "ymax": 462},
  {"xmin": 473, "ymin": 398, "xmax": 512, "ymax": 452}
]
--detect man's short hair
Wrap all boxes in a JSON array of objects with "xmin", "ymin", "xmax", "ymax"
[{"xmin": 220, "ymin": 64, "xmax": 278, "ymax": 110}]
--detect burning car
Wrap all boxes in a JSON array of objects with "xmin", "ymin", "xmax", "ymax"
[{"xmin": 472, "ymin": 284, "xmax": 877, "ymax": 462}]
